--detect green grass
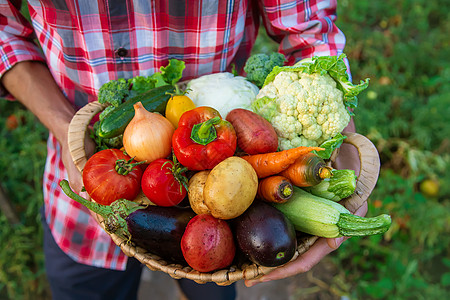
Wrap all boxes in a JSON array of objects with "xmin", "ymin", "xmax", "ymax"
[
  {"xmin": 0, "ymin": 101, "xmax": 50, "ymax": 299},
  {"xmin": 1, "ymin": 0, "xmax": 449, "ymax": 299}
]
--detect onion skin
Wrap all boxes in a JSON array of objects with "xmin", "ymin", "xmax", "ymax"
[
  {"xmin": 123, "ymin": 102, "xmax": 175, "ymax": 163},
  {"xmin": 226, "ymin": 108, "xmax": 278, "ymax": 155}
]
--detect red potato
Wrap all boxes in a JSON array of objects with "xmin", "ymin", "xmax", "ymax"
[
  {"xmin": 226, "ymin": 108, "xmax": 278, "ymax": 155},
  {"xmin": 181, "ymin": 214, "xmax": 236, "ymax": 272}
]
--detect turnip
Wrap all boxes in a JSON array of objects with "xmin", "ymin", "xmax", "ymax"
[{"xmin": 181, "ymin": 214, "xmax": 235, "ymax": 273}]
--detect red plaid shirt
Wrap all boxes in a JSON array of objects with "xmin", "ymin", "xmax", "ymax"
[{"xmin": 0, "ymin": 0, "xmax": 346, "ymax": 270}]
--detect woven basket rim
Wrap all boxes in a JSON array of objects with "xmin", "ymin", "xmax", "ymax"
[{"xmin": 67, "ymin": 101, "xmax": 380, "ymax": 284}]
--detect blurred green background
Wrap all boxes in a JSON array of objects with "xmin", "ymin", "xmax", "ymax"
[{"xmin": 1, "ymin": 0, "xmax": 449, "ymax": 299}]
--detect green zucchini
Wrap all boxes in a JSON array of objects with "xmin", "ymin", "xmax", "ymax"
[
  {"xmin": 98, "ymin": 84, "xmax": 175, "ymax": 138},
  {"xmin": 272, "ymin": 187, "xmax": 391, "ymax": 238},
  {"xmin": 304, "ymin": 169, "xmax": 357, "ymax": 202}
]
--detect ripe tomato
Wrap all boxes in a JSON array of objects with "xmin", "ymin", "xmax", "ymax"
[
  {"xmin": 82, "ymin": 149, "xmax": 144, "ymax": 205},
  {"xmin": 141, "ymin": 158, "xmax": 188, "ymax": 207}
]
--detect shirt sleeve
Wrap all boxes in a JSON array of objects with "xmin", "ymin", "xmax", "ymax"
[
  {"xmin": 0, "ymin": 1, "xmax": 46, "ymax": 97},
  {"xmin": 257, "ymin": 0, "xmax": 347, "ymax": 65}
]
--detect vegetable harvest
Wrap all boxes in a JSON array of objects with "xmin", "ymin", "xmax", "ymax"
[{"xmin": 63, "ymin": 54, "xmax": 393, "ymax": 276}]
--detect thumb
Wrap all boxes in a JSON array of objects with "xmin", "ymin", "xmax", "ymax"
[{"xmin": 327, "ymin": 236, "xmax": 346, "ymax": 250}]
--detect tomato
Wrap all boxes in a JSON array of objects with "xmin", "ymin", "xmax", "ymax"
[
  {"xmin": 82, "ymin": 149, "xmax": 144, "ymax": 205},
  {"xmin": 141, "ymin": 158, "xmax": 188, "ymax": 207},
  {"xmin": 165, "ymin": 94, "xmax": 196, "ymax": 129}
]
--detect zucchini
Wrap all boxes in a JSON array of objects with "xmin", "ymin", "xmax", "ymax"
[
  {"xmin": 272, "ymin": 187, "xmax": 391, "ymax": 238},
  {"xmin": 98, "ymin": 84, "xmax": 175, "ymax": 138},
  {"xmin": 304, "ymin": 169, "xmax": 357, "ymax": 201}
]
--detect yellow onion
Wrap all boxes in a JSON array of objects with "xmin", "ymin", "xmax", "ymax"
[{"xmin": 123, "ymin": 102, "xmax": 175, "ymax": 163}]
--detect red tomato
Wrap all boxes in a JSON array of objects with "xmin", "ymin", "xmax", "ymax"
[
  {"xmin": 82, "ymin": 149, "xmax": 144, "ymax": 205},
  {"xmin": 141, "ymin": 158, "xmax": 188, "ymax": 207}
]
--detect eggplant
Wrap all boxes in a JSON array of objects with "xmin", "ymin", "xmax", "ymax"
[
  {"xmin": 59, "ymin": 180, "xmax": 195, "ymax": 263},
  {"xmin": 126, "ymin": 206, "xmax": 195, "ymax": 262},
  {"xmin": 234, "ymin": 200, "xmax": 297, "ymax": 267}
]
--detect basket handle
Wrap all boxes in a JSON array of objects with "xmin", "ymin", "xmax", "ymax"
[
  {"xmin": 68, "ymin": 101, "xmax": 107, "ymax": 173},
  {"xmin": 335, "ymin": 132, "xmax": 380, "ymax": 213}
]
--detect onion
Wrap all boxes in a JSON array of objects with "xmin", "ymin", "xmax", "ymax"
[{"xmin": 123, "ymin": 102, "xmax": 175, "ymax": 163}]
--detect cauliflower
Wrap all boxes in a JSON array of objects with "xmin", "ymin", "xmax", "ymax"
[
  {"xmin": 251, "ymin": 54, "xmax": 369, "ymax": 150},
  {"xmin": 186, "ymin": 72, "xmax": 260, "ymax": 118}
]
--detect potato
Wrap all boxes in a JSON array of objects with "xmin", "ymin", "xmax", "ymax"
[
  {"xmin": 187, "ymin": 170, "xmax": 211, "ymax": 215},
  {"xmin": 226, "ymin": 108, "xmax": 278, "ymax": 155},
  {"xmin": 203, "ymin": 156, "xmax": 258, "ymax": 219}
]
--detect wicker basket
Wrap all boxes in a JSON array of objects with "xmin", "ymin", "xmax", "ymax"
[{"xmin": 67, "ymin": 101, "xmax": 380, "ymax": 285}]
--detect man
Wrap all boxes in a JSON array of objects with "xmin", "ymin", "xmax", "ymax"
[{"xmin": 0, "ymin": 1, "xmax": 364, "ymax": 299}]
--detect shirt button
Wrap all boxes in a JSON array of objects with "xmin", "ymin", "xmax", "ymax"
[{"xmin": 116, "ymin": 48, "xmax": 128, "ymax": 57}]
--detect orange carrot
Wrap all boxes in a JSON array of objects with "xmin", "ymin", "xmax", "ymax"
[
  {"xmin": 257, "ymin": 175, "xmax": 293, "ymax": 204},
  {"xmin": 279, "ymin": 152, "xmax": 332, "ymax": 187},
  {"xmin": 241, "ymin": 146, "xmax": 324, "ymax": 178}
]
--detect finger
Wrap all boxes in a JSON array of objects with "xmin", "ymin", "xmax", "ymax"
[
  {"xmin": 354, "ymin": 201, "xmax": 368, "ymax": 217},
  {"xmin": 327, "ymin": 236, "xmax": 346, "ymax": 249},
  {"xmin": 245, "ymin": 237, "xmax": 335, "ymax": 287}
]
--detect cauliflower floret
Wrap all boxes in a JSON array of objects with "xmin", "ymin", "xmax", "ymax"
[
  {"xmin": 302, "ymin": 123, "xmax": 322, "ymax": 141},
  {"xmin": 273, "ymin": 71, "xmax": 299, "ymax": 95},
  {"xmin": 279, "ymin": 135, "xmax": 317, "ymax": 150},
  {"xmin": 257, "ymin": 84, "xmax": 278, "ymax": 99},
  {"xmin": 271, "ymin": 114, "xmax": 302, "ymax": 140},
  {"xmin": 277, "ymin": 94, "xmax": 298, "ymax": 117}
]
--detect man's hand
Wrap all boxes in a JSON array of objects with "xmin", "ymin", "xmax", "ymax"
[
  {"xmin": 60, "ymin": 133, "xmax": 102, "ymax": 225},
  {"xmin": 60, "ymin": 132, "xmax": 96, "ymax": 195}
]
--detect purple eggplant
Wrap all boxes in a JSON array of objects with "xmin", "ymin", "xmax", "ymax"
[{"xmin": 60, "ymin": 180, "xmax": 195, "ymax": 263}]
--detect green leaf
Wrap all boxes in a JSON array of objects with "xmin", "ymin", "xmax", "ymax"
[
  {"xmin": 159, "ymin": 58, "xmax": 185, "ymax": 86},
  {"xmin": 128, "ymin": 76, "xmax": 158, "ymax": 94},
  {"xmin": 315, "ymin": 133, "xmax": 347, "ymax": 159}
]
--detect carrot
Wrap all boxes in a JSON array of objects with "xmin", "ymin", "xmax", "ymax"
[
  {"xmin": 279, "ymin": 152, "xmax": 332, "ymax": 187},
  {"xmin": 257, "ymin": 175, "xmax": 293, "ymax": 204},
  {"xmin": 241, "ymin": 146, "xmax": 324, "ymax": 178}
]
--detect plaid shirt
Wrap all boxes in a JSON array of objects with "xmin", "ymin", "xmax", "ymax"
[{"xmin": 0, "ymin": 0, "xmax": 346, "ymax": 270}]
